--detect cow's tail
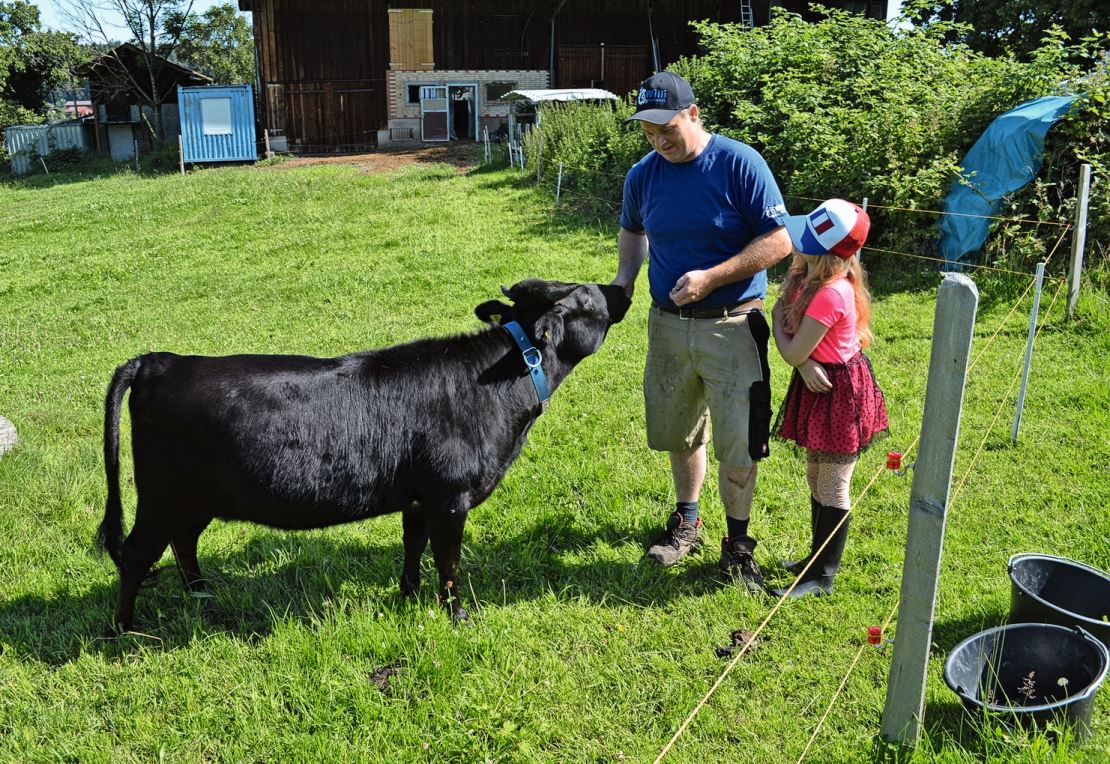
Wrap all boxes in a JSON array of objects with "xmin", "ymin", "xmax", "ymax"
[{"xmin": 97, "ymin": 356, "xmax": 142, "ymax": 568}]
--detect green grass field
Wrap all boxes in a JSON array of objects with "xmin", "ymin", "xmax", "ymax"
[{"xmin": 1, "ymin": 157, "xmax": 1108, "ymax": 763}]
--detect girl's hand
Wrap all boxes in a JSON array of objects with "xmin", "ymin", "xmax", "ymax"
[{"xmin": 798, "ymin": 359, "xmax": 832, "ymax": 393}]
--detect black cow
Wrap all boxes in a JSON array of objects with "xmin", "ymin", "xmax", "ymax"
[{"xmin": 98, "ymin": 279, "xmax": 630, "ymax": 630}]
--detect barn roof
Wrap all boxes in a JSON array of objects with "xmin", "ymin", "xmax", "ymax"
[{"xmin": 79, "ymin": 43, "xmax": 213, "ymax": 85}]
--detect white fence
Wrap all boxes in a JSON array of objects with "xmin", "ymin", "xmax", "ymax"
[{"xmin": 4, "ymin": 123, "xmax": 88, "ymax": 174}]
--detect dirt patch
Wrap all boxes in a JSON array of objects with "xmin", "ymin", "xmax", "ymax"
[{"xmin": 262, "ymin": 143, "xmax": 481, "ymax": 175}]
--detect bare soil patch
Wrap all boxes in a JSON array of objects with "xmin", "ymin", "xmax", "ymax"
[{"xmin": 262, "ymin": 143, "xmax": 480, "ymax": 175}]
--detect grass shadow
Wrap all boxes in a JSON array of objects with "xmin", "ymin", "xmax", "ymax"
[{"xmin": 0, "ymin": 514, "xmax": 739, "ymax": 666}]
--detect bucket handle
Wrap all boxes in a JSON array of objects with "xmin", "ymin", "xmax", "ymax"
[{"xmin": 1073, "ymin": 625, "xmax": 1100, "ymax": 644}]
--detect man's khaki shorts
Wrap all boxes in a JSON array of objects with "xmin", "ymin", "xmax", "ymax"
[{"xmin": 644, "ymin": 305, "xmax": 770, "ymax": 468}]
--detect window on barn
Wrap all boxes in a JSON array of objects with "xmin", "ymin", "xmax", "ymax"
[
  {"xmin": 485, "ymin": 82, "xmax": 516, "ymax": 102},
  {"xmin": 406, "ymin": 83, "xmax": 435, "ymax": 105},
  {"xmin": 200, "ymin": 97, "xmax": 233, "ymax": 135}
]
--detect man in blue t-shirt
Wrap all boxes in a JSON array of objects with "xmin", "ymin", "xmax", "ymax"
[{"xmin": 613, "ymin": 71, "xmax": 792, "ymax": 591}]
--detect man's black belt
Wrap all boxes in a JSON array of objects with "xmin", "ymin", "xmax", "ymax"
[{"xmin": 653, "ymin": 297, "xmax": 764, "ymax": 319}]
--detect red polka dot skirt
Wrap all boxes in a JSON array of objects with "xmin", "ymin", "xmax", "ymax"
[{"xmin": 775, "ymin": 352, "xmax": 889, "ymax": 455}]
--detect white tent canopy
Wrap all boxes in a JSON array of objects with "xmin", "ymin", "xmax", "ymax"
[{"xmin": 499, "ymin": 88, "xmax": 619, "ymax": 104}]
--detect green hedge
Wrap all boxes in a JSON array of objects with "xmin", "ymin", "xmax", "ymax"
[{"xmin": 525, "ymin": 8, "xmax": 1108, "ymax": 275}]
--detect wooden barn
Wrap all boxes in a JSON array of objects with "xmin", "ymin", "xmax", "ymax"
[{"xmin": 237, "ymin": 1, "xmax": 889, "ymax": 153}]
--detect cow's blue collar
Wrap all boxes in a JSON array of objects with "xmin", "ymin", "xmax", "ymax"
[{"xmin": 502, "ymin": 321, "xmax": 550, "ymax": 413}]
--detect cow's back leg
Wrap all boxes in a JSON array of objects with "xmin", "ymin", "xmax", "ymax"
[
  {"xmin": 113, "ymin": 506, "xmax": 173, "ymax": 631},
  {"xmin": 399, "ymin": 503, "xmax": 428, "ymax": 599},
  {"xmin": 428, "ymin": 498, "xmax": 470, "ymax": 623},
  {"xmin": 170, "ymin": 517, "xmax": 213, "ymax": 594}
]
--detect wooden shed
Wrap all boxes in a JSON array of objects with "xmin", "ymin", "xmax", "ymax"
[
  {"xmin": 80, "ymin": 43, "xmax": 212, "ymax": 162},
  {"xmin": 238, "ymin": 1, "xmax": 889, "ymax": 153}
]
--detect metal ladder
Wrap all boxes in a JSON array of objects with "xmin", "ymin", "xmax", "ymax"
[{"xmin": 740, "ymin": 0, "xmax": 754, "ymax": 30}]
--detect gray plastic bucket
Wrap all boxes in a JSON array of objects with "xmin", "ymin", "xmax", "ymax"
[
  {"xmin": 943, "ymin": 622, "xmax": 1109, "ymax": 741},
  {"xmin": 1009, "ymin": 553, "xmax": 1110, "ymax": 649}
]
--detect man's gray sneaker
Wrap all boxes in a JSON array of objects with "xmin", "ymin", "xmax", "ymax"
[
  {"xmin": 645, "ymin": 511, "xmax": 702, "ymax": 565},
  {"xmin": 719, "ymin": 535, "xmax": 764, "ymax": 593}
]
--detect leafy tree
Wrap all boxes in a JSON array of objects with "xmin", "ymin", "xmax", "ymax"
[
  {"xmin": 1, "ymin": 3, "xmax": 89, "ymax": 138},
  {"xmin": 173, "ymin": 3, "xmax": 253, "ymax": 85},
  {"xmin": 905, "ymin": 0, "xmax": 1105, "ymax": 60}
]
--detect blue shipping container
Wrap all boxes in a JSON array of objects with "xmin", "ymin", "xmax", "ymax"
[{"xmin": 178, "ymin": 85, "xmax": 256, "ymax": 163}]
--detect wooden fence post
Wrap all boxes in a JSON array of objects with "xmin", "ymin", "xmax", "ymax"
[
  {"xmin": 880, "ymin": 273, "xmax": 979, "ymax": 748},
  {"xmin": 1066, "ymin": 163, "xmax": 1091, "ymax": 319}
]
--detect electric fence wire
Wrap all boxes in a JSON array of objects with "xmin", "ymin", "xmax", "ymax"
[
  {"xmin": 792, "ymin": 279, "xmax": 1068, "ymax": 763},
  {"xmin": 655, "ymin": 240, "xmax": 1069, "ymax": 761}
]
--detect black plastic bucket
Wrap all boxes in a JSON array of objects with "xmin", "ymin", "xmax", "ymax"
[
  {"xmin": 1009, "ymin": 553, "xmax": 1110, "ymax": 649},
  {"xmin": 943, "ymin": 623, "xmax": 1109, "ymax": 740}
]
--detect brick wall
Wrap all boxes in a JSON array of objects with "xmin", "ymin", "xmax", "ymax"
[{"xmin": 387, "ymin": 69, "xmax": 549, "ymax": 121}]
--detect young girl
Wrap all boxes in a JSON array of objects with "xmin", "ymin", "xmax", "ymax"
[{"xmin": 769, "ymin": 199, "xmax": 888, "ymax": 598}]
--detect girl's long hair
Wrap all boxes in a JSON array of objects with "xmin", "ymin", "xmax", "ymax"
[{"xmin": 780, "ymin": 254, "xmax": 873, "ymax": 348}]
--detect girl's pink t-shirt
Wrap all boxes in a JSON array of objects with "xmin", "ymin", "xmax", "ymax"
[{"xmin": 804, "ymin": 277, "xmax": 861, "ymax": 364}]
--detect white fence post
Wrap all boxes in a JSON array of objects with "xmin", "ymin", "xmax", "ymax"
[
  {"xmin": 1066, "ymin": 163, "xmax": 1091, "ymax": 319},
  {"xmin": 880, "ymin": 273, "xmax": 979, "ymax": 748},
  {"xmin": 556, "ymin": 161, "xmax": 563, "ymax": 206},
  {"xmin": 1011, "ymin": 261, "xmax": 1045, "ymax": 443},
  {"xmin": 857, "ymin": 197, "xmax": 868, "ymax": 258},
  {"xmin": 178, "ymin": 135, "xmax": 185, "ymax": 175},
  {"xmin": 536, "ymin": 127, "xmax": 543, "ymax": 182}
]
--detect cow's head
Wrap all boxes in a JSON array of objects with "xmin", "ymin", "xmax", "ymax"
[{"xmin": 475, "ymin": 279, "xmax": 631, "ymax": 359}]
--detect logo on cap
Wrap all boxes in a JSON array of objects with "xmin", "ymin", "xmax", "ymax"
[
  {"xmin": 637, "ymin": 88, "xmax": 669, "ymax": 106},
  {"xmin": 781, "ymin": 199, "xmax": 870, "ymax": 258}
]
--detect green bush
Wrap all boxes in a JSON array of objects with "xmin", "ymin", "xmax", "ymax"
[
  {"xmin": 527, "ymin": 7, "xmax": 1108, "ymax": 277},
  {"xmin": 519, "ymin": 100, "xmax": 646, "ymax": 217}
]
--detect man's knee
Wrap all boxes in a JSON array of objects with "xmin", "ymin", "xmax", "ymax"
[{"xmin": 720, "ymin": 463, "xmax": 757, "ymax": 490}]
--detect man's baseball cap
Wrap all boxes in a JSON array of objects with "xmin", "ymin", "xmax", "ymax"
[
  {"xmin": 625, "ymin": 71, "xmax": 696, "ymax": 125},
  {"xmin": 780, "ymin": 199, "xmax": 870, "ymax": 258}
]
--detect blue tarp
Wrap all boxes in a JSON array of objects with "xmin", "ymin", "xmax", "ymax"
[{"xmin": 938, "ymin": 95, "xmax": 1075, "ymax": 266}]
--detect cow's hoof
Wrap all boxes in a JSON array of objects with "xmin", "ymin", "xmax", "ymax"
[
  {"xmin": 449, "ymin": 606, "xmax": 471, "ymax": 625},
  {"xmin": 105, "ymin": 619, "xmax": 133, "ymax": 639}
]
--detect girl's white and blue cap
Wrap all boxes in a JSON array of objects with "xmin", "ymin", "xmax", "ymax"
[{"xmin": 780, "ymin": 199, "xmax": 870, "ymax": 258}]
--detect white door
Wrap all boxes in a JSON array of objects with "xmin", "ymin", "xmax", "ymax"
[
  {"xmin": 420, "ymin": 85, "xmax": 448, "ymax": 142},
  {"xmin": 108, "ymin": 125, "xmax": 135, "ymax": 162}
]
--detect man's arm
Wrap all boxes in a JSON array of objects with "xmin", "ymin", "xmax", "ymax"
[
  {"xmin": 613, "ymin": 227, "xmax": 648, "ymax": 299},
  {"xmin": 669, "ymin": 226, "xmax": 792, "ymax": 306}
]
